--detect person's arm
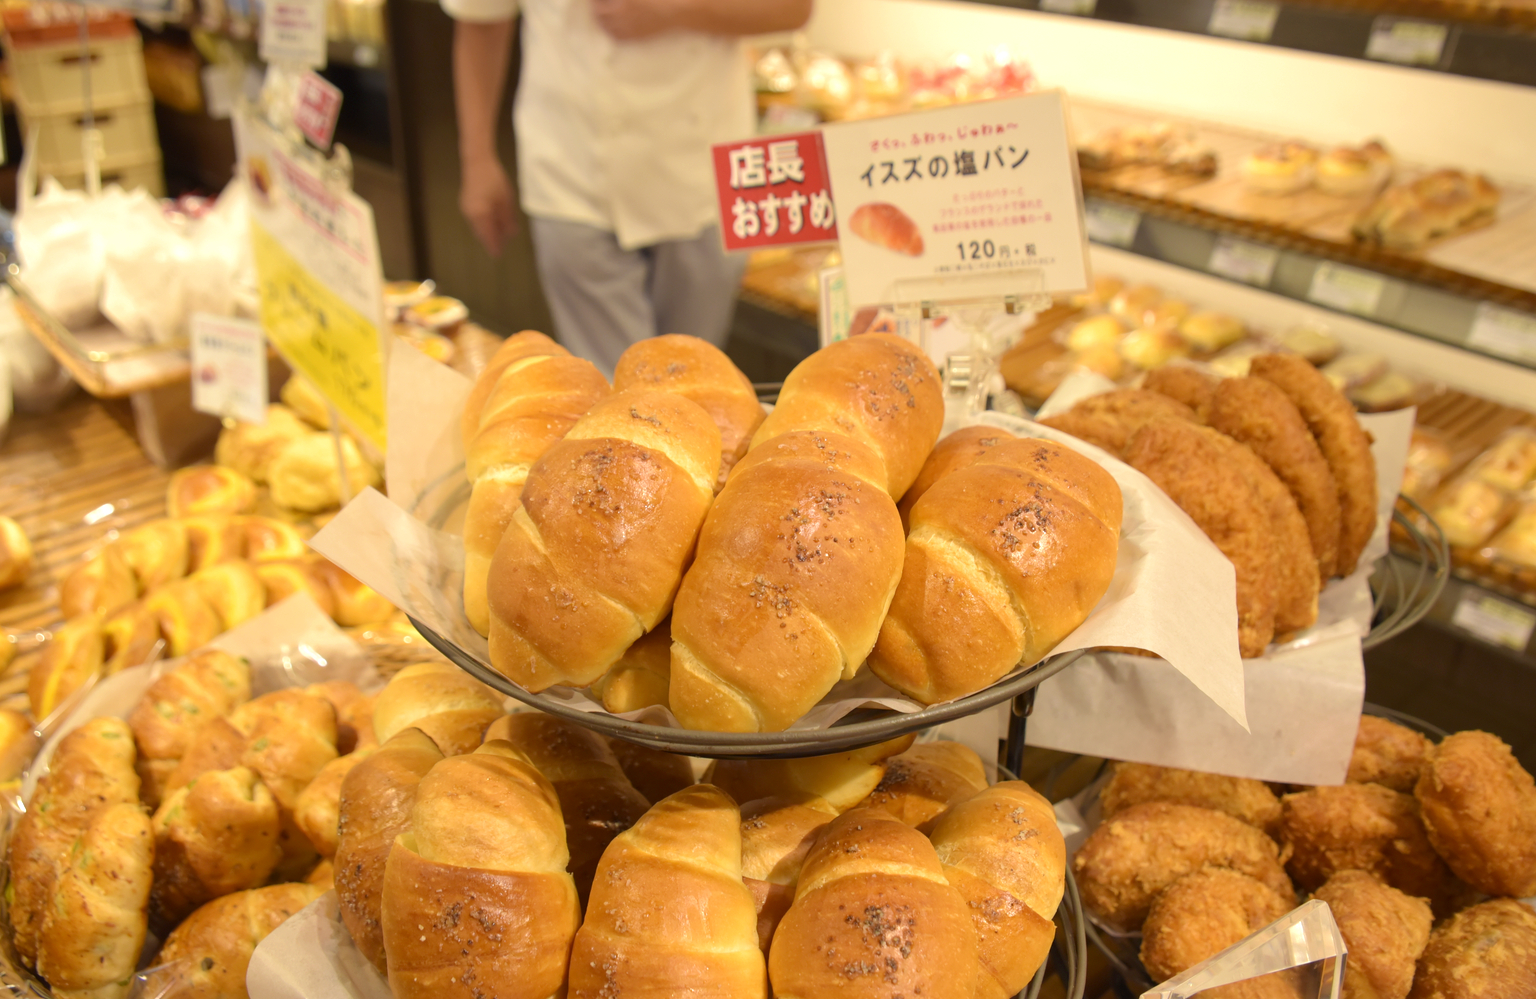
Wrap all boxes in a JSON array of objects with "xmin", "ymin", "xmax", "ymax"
[
  {"xmin": 593, "ymin": 0, "xmax": 812, "ymax": 41},
  {"xmin": 453, "ymin": 18, "xmax": 518, "ymax": 255}
]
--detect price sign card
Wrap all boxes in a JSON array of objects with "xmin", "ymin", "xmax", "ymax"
[
  {"xmin": 1367, "ymin": 17, "xmax": 1449, "ymax": 67},
  {"xmin": 259, "ymin": 0, "xmax": 327, "ymax": 69},
  {"xmin": 1467, "ymin": 302, "xmax": 1536, "ymax": 365},
  {"xmin": 294, "ymin": 71, "xmax": 343, "ymax": 150},
  {"xmin": 1308, "ymin": 262, "xmax": 1386, "ymax": 317},
  {"xmin": 821, "ymin": 91, "xmax": 1090, "ymax": 307},
  {"xmin": 191, "ymin": 314, "xmax": 268, "ymax": 423},
  {"xmin": 712, "ymin": 131, "xmax": 837, "ymax": 251},
  {"xmin": 1208, "ymin": 235, "xmax": 1279, "ymax": 287},
  {"xmin": 237, "ymin": 113, "xmax": 388, "ymax": 448}
]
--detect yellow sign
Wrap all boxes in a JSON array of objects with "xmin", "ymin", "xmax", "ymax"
[{"xmin": 251, "ymin": 220, "xmax": 386, "ymax": 447}]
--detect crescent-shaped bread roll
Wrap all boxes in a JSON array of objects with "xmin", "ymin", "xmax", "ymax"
[
  {"xmin": 705, "ymin": 735, "xmax": 914, "ymax": 814},
  {"xmin": 849, "ymin": 202, "xmax": 924, "ymax": 257},
  {"xmin": 853, "ymin": 740, "xmax": 989, "ymax": 828},
  {"xmin": 739, "ymin": 795, "xmax": 835, "ymax": 954}
]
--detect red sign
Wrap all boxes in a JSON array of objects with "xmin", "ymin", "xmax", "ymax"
[
  {"xmin": 294, "ymin": 71, "xmax": 343, "ymax": 151},
  {"xmin": 712, "ymin": 131, "xmax": 838, "ymax": 251}
]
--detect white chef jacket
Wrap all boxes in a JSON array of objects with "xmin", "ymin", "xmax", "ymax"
[{"xmin": 441, "ymin": 0, "xmax": 755, "ymax": 250}]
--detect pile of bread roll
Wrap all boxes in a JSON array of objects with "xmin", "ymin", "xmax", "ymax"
[
  {"xmin": 1073, "ymin": 714, "xmax": 1536, "ymax": 999},
  {"xmin": 1040, "ymin": 352, "xmax": 1378, "ymax": 658},
  {"xmin": 29, "ymin": 497, "xmax": 393, "ymax": 721},
  {"xmin": 459, "ymin": 330, "xmax": 1123, "ymax": 730}
]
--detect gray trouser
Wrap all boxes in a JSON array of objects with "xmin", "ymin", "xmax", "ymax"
[{"xmin": 529, "ymin": 217, "xmax": 747, "ymax": 377}]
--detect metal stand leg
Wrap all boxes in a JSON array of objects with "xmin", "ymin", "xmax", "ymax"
[{"xmin": 1004, "ymin": 687, "xmax": 1036, "ymax": 779}]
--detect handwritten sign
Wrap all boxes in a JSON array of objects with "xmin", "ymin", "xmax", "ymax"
[
  {"xmin": 712, "ymin": 131, "xmax": 837, "ymax": 251},
  {"xmin": 238, "ymin": 112, "xmax": 387, "ymax": 447},
  {"xmin": 191, "ymin": 314, "xmax": 267, "ymax": 423}
]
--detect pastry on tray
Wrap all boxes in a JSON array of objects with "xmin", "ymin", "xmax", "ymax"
[
  {"xmin": 1242, "ymin": 142, "xmax": 1318, "ymax": 196},
  {"xmin": 1315, "ymin": 140, "xmax": 1394, "ymax": 198},
  {"xmin": 1352, "ymin": 168, "xmax": 1501, "ymax": 251}
]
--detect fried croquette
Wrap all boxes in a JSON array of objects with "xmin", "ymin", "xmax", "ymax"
[
  {"xmin": 1312, "ymin": 870, "xmax": 1432, "ymax": 999},
  {"xmin": 1072, "ymin": 801, "xmax": 1294, "ymax": 931},
  {"xmin": 1409, "ymin": 899, "xmax": 1536, "ymax": 999},
  {"xmin": 1197, "ymin": 427, "xmax": 1320, "ymax": 635},
  {"xmin": 1349, "ymin": 715, "xmax": 1434, "ymax": 793},
  {"xmin": 1251, "ymin": 353, "xmax": 1378, "ymax": 577},
  {"xmin": 1140, "ymin": 867, "xmax": 1294, "ymax": 984},
  {"xmin": 1101, "ymin": 762, "xmax": 1282, "ymax": 834},
  {"xmin": 1206, "ymin": 376, "xmax": 1342, "ymax": 581},
  {"xmin": 1039, "ymin": 387, "xmax": 1198, "ymax": 455},
  {"xmin": 1278, "ymin": 783, "xmax": 1461, "ymax": 915},
  {"xmin": 1414, "ymin": 730, "xmax": 1536, "ymax": 897},
  {"xmin": 1142, "ymin": 365, "xmax": 1218, "ymax": 419},
  {"xmin": 1125, "ymin": 418, "xmax": 1277, "ymax": 657}
]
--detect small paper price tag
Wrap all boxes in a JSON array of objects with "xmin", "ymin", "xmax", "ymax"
[
  {"xmin": 1039, "ymin": 0, "xmax": 1097, "ymax": 14},
  {"xmin": 1451, "ymin": 591, "xmax": 1536, "ymax": 652},
  {"xmin": 1307, "ymin": 262, "xmax": 1386, "ymax": 317},
  {"xmin": 1208, "ymin": 0, "xmax": 1280, "ymax": 42},
  {"xmin": 1467, "ymin": 303, "xmax": 1536, "ymax": 365},
  {"xmin": 259, "ymin": 0, "xmax": 327, "ymax": 69},
  {"xmin": 1208, "ymin": 236, "xmax": 1279, "ymax": 287},
  {"xmin": 1085, "ymin": 201, "xmax": 1141, "ymax": 248},
  {"xmin": 191, "ymin": 314, "xmax": 268, "ymax": 424},
  {"xmin": 818, "ymin": 267, "xmax": 852, "ymax": 347},
  {"xmin": 1366, "ymin": 17, "xmax": 1449, "ymax": 66},
  {"xmin": 294, "ymin": 71, "xmax": 343, "ymax": 151}
]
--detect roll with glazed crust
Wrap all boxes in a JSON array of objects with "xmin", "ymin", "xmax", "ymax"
[
  {"xmin": 706, "ymin": 734, "xmax": 915, "ymax": 814},
  {"xmin": 59, "ymin": 543, "xmax": 138, "ymax": 619},
  {"xmin": 102, "ymin": 601, "xmax": 162, "ymax": 676},
  {"xmin": 1311, "ymin": 870, "xmax": 1431, "ymax": 1000},
  {"xmin": 128, "ymin": 648, "xmax": 251, "ymax": 806},
  {"xmin": 895, "ymin": 425, "xmax": 1012, "ymax": 526},
  {"xmin": 460, "ymin": 331, "xmax": 610, "ymax": 636},
  {"xmin": 144, "ymin": 579, "xmax": 222, "ymax": 657},
  {"xmin": 853, "ymin": 740, "xmax": 988, "ymax": 828},
  {"xmin": 142, "ymin": 882, "xmax": 326, "ymax": 1000},
  {"xmin": 294, "ymin": 749, "xmax": 376, "ymax": 858},
  {"xmin": 214, "ymin": 403, "xmax": 309, "ymax": 483},
  {"xmin": 1349, "ymin": 715, "xmax": 1434, "ymax": 792},
  {"xmin": 927, "ymin": 782, "xmax": 1065, "ymax": 997},
  {"xmin": 869, "ymin": 435, "xmax": 1122, "ymax": 704},
  {"xmin": 381, "ymin": 742, "xmax": 581, "ymax": 999},
  {"xmin": 268, "ymin": 432, "xmax": 381, "ymax": 512},
  {"xmin": 1100, "ymin": 761, "xmax": 1282, "ymax": 834},
  {"xmin": 371, "ymin": 661, "xmax": 500, "ymax": 755},
  {"xmin": 1139, "ymin": 867, "xmax": 1294, "ymax": 987},
  {"xmin": 1125, "ymin": 418, "xmax": 1278, "ymax": 658},
  {"xmin": 768, "ymin": 808, "xmax": 980, "ymax": 998},
  {"xmin": 335, "ymin": 728, "xmax": 444, "ymax": 972},
  {"xmin": 606, "ymin": 737, "xmax": 695, "ymax": 805},
  {"xmin": 120, "ymin": 518, "xmax": 189, "ymax": 591},
  {"xmin": 568, "ymin": 785, "xmax": 766, "ymax": 998},
  {"xmin": 739, "ymin": 796, "xmax": 835, "ymax": 954},
  {"xmin": 0, "ymin": 514, "xmax": 33, "ymax": 589},
  {"xmin": 1250, "ymin": 353, "xmax": 1378, "ymax": 577},
  {"xmin": 305, "ymin": 679, "xmax": 376, "ymax": 754},
  {"xmin": 27, "ymin": 613, "xmax": 105, "ymax": 721},
  {"xmin": 181, "ymin": 514, "xmax": 249, "ymax": 572},
  {"xmin": 312, "ymin": 560, "xmax": 394, "ymax": 626},
  {"xmin": 613, "ymin": 333, "xmax": 766, "ymax": 490},
  {"xmin": 1414, "ymin": 730, "xmax": 1536, "ymax": 898},
  {"xmin": 236, "ymin": 516, "xmax": 308, "ymax": 562},
  {"xmin": 488, "ymin": 390, "xmax": 721, "ymax": 692},
  {"xmin": 1409, "ymin": 898, "xmax": 1536, "ymax": 999},
  {"xmin": 167, "ymin": 465, "xmax": 258, "ymax": 518},
  {"xmin": 484, "ymin": 712, "xmax": 650, "ymax": 903},
  {"xmin": 253, "ymin": 558, "xmax": 336, "ymax": 618},
  {"xmin": 1206, "ymin": 375, "xmax": 1342, "ymax": 581},
  {"xmin": 1073, "ymin": 801, "xmax": 1294, "ymax": 931},
  {"xmin": 35, "ymin": 801, "xmax": 154, "ymax": 999},
  {"xmin": 589, "ymin": 621, "xmax": 671, "ymax": 714},
  {"xmin": 187, "ymin": 560, "xmax": 267, "ymax": 632}
]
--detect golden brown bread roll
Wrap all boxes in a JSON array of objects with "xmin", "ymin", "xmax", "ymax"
[
  {"xmin": 142, "ymin": 882, "xmax": 327, "ymax": 999},
  {"xmin": 0, "ymin": 514, "xmax": 33, "ymax": 589},
  {"xmin": 461, "ymin": 331, "xmax": 609, "ymax": 636},
  {"xmin": 849, "ymin": 201, "xmax": 925, "ymax": 257},
  {"xmin": 60, "ymin": 543, "xmax": 139, "ymax": 620},
  {"xmin": 870, "ymin": 435, "xmax": 1123, "ymax": 704},
  {"xmin": 101, "ymin": 600, "xmax": 161, "ymax": 676},
  {"xmin": 895, "ymin": 425, "xmax": 1009, "ymax": 526},
  {"xmin": 280, "ymin": 372, "xmax": 331, "ymax": 428},
  {"xmin": 0, "ymin": 708, "xmax": 38, "ymax": 784},
  {"xmin": 187, "ymin": 560, "xmax": 266, "ymax": 631},
  {"xmin": 569, "ymin": 784, "xmax": 767, "ymax": 998},
  {"xmin": 589, "ymin": 621, "xmax": 672, "ymax": 714},
  {"xmin": 485, "ymin": 712, "xmax": 650, "ymax": 903},
  {"xmin": 306, "ymin": 857, "xmax": 335, "ymax": 891},
  {"xmin": 168, "ymin": 465, "xmax": 258, "ymax": 519},
  {"xmin": 294, "ymin": 748, "xmax": 375, "ymax": 858},
  {"xmin": 854, "ymin": 740, "xmax": 988, "ymax": 828},
  {"xmin": 144, "ymin": 579, "xmax": 223, "ymax": 657},
  {"xmin": 488, "ymin": 390, "xmax": 721, "ymax": 691},
  {"xmin": 215, "ymin": 403, "xmax": 310, "ymax": 483},
  {"xmin": 237, "ymin": 516, "xmax": 309, "ymax": 562},
  {"xmin": 335, "ymin": 727, "xmax": 444, "ymax": 971},
  {"xmin": 227, "ymin": 689, "xmax": 339, "ymax": 810},
  {"xmin": 1311, "ymin": 870, "xmax": 1430, "ymax": 1000},
  {"xmin": 669, "ymin": 427, "xmax": 907, "ymax": 732},
  {"xmin": 1414, "ymin": 730, "xmax": 1536, "ymax": 898},
  {"xmin": 769, "ymin": 807, "xmax": 980, "ymax": 998},
  {"xmin": 253, "ymin": 557, "xmax": 336, "ymax": 618},
  {"xmin": 151, "ymin": 766, "xmax": 284, "ymax": 931},
  {"xmin": 182, "ymin": 514, "xmax": 246, "ymax": 572},
  {"xmin": 305, "ymin": 680, "xmax": 375, "ymax": 754},
  {"xmin": 739, "ymin": 796, "xmax": 835, "ymax": 953},
  {"xmin": 35, "ymin": 801, "xmax": 153, "ymax": 999},
  {"xmin": 311, "ymin": 559, "xmax": 394, "ymax": 626},
  {"xmin": 9, "ymin": 717, "xmax": 140, "ymax": 970},
  {"xmin": 381, "ymin": 742, "xmax": 581, "ymax": 999},
  {"xmin": 606, "ymin": 737, "xmax": 696, "ymax": 805},
  {"xmin": 613, "ymin": 334, "xmax": 766, "ymax": 490},
  {"xmin": 128, "ymin": 648, "xmax": 251, "ymax": 806},
  {"xmin": 927, "ymin": 781, "xmax": 1064, "ymax": 997},
  {"xmin": 269, "ymin": 431, "xmax": 381, "ymax": 512},
  {"xmin": 28, "ymin": 613, "xmax": 105, "ymax": 720},
  {"xmin": 120, "ymin": 518, "xmax": 190, "ymax": 592},
  {"xmin": 165, "ymin": 717, "xmax": 245, "ymax": 793},
  {"xmin": 371, "ymin": 661, "xmax": 500, "ymax": 755},
  {"xmin": 706, "ymin": 735, "xmax": 915, "ymax": 815}
]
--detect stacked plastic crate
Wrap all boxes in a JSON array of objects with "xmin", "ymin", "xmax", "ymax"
[{"xmin": 3, "ymin": 6, "xmax": 164, "ymax": 196}]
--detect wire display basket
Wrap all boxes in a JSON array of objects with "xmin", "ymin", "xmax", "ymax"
[{"xmin": 1365, "ymin": 496, "xmax": 1449, "ymax": 650}]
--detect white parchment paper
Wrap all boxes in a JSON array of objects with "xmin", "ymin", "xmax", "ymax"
[{"xmin": 309, "ymin": 344, "xmax": 1249, "ymax": 732}]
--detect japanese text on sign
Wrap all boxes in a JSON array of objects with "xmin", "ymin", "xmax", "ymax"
[
  {"xmin": 713, "ymin": 131, "xmax": 838, "ymax": 251},
  {"xmin": 294, "ymin": 70, "xmax": 343, "ymax": 150}
]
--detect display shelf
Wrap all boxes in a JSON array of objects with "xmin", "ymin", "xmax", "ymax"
[
  {"xmin": 1383, "ymin": 554, "xmax": 1536, "ymax": 661},
  {"xmin": 975, "ymin": 0, "xmax": 1536, "ymax": 88}
]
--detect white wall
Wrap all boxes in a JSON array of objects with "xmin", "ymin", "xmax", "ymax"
[{"xmin": 805, "ymin": 0, "xmax": 1536, "ymax": 184}]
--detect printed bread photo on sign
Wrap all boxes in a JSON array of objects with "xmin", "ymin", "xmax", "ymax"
[{"xmin": 849, "ymin": 202, "xmax": 925, "ymax": 256}]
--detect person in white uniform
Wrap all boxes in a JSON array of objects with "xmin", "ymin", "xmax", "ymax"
[{"xmin": 445, "ymin": 0, "xmax": 812, "ymax": 373}]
